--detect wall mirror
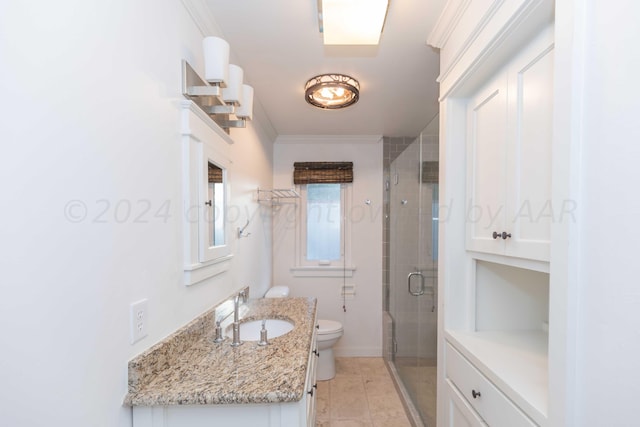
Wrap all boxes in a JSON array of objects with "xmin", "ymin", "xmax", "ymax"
[
  {"xmin": 207, "ymin": 162, "xmax": 225, "ymax": 247},
  {"xmin": 199, "ymin": 147, "xmax": 231, "ymax": 263}
]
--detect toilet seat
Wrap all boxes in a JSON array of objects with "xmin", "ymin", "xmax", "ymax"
[{"xmin": 317, "ymin": 319, "xmax": 343, "ymax": 335}]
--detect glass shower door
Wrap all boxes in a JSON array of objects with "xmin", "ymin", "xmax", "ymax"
[{"xmin": 389, "ymin": 125, "xmax": 439, "ymax": 426}]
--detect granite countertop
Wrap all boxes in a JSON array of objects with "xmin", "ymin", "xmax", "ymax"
[{"xmin": 124, "ymin": 296, "xmax": 317, "ymax": 406}]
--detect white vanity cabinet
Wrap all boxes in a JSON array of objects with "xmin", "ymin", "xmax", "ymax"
[
  {"xmin": 128, "ymin": 299, "xmax": 319, "ymax": 427},
  {"xmin": 132, "ymin": 327, "xmax": 318, "ymax": 427},
  {"xmin": 465, "ymin": 26, "xmax": 554, "ymax": 263},
  {"xmin": 305, "ymin": 326, "xmax": 319, "ymax": 427}
]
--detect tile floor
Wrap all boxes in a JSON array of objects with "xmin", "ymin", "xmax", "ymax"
[{"xmin": 315, "ymin": 357, "xmax": 412, "ymax": 427}]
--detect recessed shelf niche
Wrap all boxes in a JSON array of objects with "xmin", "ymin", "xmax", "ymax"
[{"xmin": 475, "ymin": 261, "xmax": 549, "ymax": 332}]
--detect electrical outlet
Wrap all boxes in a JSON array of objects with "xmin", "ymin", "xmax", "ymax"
[{"xmin": 130, "ymin": 299, "xmax": 148, "ymax": 344}]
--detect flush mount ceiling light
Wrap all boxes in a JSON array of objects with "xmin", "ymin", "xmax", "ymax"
[
  {"xmin": 304, "ymin": 74, "xmax": 360, "ymax": 109},
  {"xmin": 318, "ymin": 0, "xmax": 390, "ymax": 45}
]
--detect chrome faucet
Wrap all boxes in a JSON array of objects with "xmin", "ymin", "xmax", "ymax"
[{"xmin": 231, "ymin": 290, "xmax": 247, "ymax": 346}]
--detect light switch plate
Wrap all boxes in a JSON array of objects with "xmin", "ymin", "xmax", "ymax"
[{"xmin": 130, "ymin": 299, "xmax": 148, "ymax": 344}]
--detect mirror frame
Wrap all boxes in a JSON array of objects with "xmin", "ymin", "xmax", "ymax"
[{"xmin": 181, "ymin": 100, "xmax": 234, "ymax": 286}]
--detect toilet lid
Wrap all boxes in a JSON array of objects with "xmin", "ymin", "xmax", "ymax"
[{"xmin": 317, "ymin": 319, "xmax": 343, "ymax": 334}]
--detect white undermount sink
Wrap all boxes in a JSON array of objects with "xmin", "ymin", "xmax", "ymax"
[{"xmin": 226, "ymin": 319, "xmax": 295, "ymax": 341}]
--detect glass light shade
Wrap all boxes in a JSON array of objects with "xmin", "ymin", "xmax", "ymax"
[
  {"xmin": 321, "ymin": 0, "xmax": 389, "ymax": 45},
  {"xmin": 203, "ymin": 36, "xmax": 230, "ymax": 84},
  {"xmin": 235, "ymin": 85, "xmax": 254, "ymax": 120},
  {"xmin": 222, "ymin": 64, "xmax": 244, "ymax": 105},
  {"xmin": 305, "ymin": 74, "xmax": 360, "ymax": 109}
]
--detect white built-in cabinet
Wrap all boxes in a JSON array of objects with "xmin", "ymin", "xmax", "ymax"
[
  {"xmin": 443, "ymin": 379, "xmax": 488, "ymax": 427},
  {"xmin": 428, "ymin": 0, "xmax": 566, "ymax": 426},
  {"xmin": 466, "ymin": 27, "xmax": 554, "ymax": 262}
]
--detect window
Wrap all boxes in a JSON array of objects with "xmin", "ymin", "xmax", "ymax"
[
  {"xmin": 305, "ymin": 183, "xmax": 343, "ymax": 262},
  {"xmin": 292, "ymin": 161, "xmax": 355, "ymax": 277}
]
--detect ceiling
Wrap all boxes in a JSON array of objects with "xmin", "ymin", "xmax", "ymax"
[{"xmin": 204, "ymin": 0, "xmax": 446, "ymax": 138}]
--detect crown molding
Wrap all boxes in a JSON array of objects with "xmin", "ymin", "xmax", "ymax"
[
  {"xmin": 427, "ymin": 0, "xmax": 473, "ymax": 48},
  {"xmin": 274, "ymin": 135, "xmax": 383, "ymax": 145},
  {"xmin": 181, "ymin": 0, "xmax": 223, "ymax": 36}
]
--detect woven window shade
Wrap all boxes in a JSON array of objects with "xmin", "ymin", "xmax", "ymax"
[
  {"xmin": 421, "ymin": 161, "xmax": 439, "ymax": 184},
  {"xmin": 208, "ymin": 163, "xmax": 223, "ymax": 183},
  {"xmin": 293, "ymin": 162, "xmax": 353, "ymax": 184}
]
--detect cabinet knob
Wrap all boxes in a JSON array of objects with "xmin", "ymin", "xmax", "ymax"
[
  {"xmin": 492, "ymin": 231, "xmax": 512, "ymax": 240},
  {"xmin": 205, "ymin": 200, "xmax": 212, "ymax": 206},
  {"xmin": 471, "ymin": 389, "xmax": 481, "ymax": 399}
]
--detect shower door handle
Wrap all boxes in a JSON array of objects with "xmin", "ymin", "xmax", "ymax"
[{"xmin": 407, "ymin": 272, "xmax": 425, "ymax": 296}]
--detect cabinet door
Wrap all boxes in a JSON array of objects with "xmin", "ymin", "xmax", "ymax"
[
  {"xmin": 465, "ymin": 26, "xmax": 554, "ymax": 262},
  {"xmin": 443, "ymin": 380, "xmax": 488, "ymax": 427},
  {"xmin": 504, "ymin": 27, "xmax": 554, "ymax": 261},
  {"xmin": 305, "ymin": 328, "xmax": 319, "ymax": 427},
  {"xmin": 466, "ymin": 71, "xmax": 509, "ymax": 255}
]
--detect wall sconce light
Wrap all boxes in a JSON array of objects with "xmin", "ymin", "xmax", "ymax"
[
  {"xmin": 304, "ymin": 74, "xmax": 360, "ymax": 109},
  {"xmin": 222, "ymin": 64, "xmax": 244, "ymax": 105},
  {"xmin": 235, "ymin": 85, "xmax": 254, "ymax": 120},
  {"xmin": 181, "ymin": 37, "xmax": 254, "ymax": 132},
  {"xmin": 203, "ymin": 36, "xmax": 229, "ymax": 84}
]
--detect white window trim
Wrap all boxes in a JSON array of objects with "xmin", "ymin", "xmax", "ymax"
[{"xmin": 290, "ymin": 183, "xmax": 356, "ymax": 277}]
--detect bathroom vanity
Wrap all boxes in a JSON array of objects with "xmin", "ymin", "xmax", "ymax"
[{"xmin": 125, "ymin": 296, "xmax": 318, "ymax": 427}]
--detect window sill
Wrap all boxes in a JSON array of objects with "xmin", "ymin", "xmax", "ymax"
[{"xmin": 290, "ymin": 266, "xmax": 356, "ymax": 278}]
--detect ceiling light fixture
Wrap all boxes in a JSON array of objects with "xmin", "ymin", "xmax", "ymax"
[
  {"xmin": 318, "ymin": 0, "xmax": 390, "ymax": 45},
  {"xmin": 304, "ymin": 74, "xmax": 360, "ymax": 109}
]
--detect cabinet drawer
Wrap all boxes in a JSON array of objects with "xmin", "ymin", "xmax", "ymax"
[
  {"xmin": 446, "ymin": 343, "xmax": 537, "ymax": 427},
  {"xmin": 444, "ymin": 379, "xmax": 488, "ymax": 427}
]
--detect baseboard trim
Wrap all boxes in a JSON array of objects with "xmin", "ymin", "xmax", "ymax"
[{"xmin": 334, "ymin": 347, "xmax": 382, "ymax": 358}]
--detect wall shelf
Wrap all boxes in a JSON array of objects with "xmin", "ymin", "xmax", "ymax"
[{"xmin": 257, "ymin": 188, "xmax": 300, "ymax": 203}]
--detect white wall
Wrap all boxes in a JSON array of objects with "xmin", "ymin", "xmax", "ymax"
[
  {"xmin": 0, "ymin": 1, "xmax": 273, "ymax": 426},
  {"xmin": 574, "ymin": 1, "xmax": 640, "ymax": 425},
  {"xmin": 272, "ymin": 137, "xmax": 383, "ymax": 356}
]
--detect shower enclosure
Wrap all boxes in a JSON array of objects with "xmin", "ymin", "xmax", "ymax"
[{"xmin": 383, "ymin": 116, "xmax": 439, "ymax": 427}]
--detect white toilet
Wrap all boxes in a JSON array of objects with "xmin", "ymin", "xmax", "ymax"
[{"xmin": 264, "ymin": 286, "xmax": 344, "ymax": 381}]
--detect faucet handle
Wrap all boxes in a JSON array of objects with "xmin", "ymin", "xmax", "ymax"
[
  {"xmin": 213, "ymin": 320, "xmax": 224, "ymax": 343},
  {"xmin": 258, "ymin": 320, "xmax": 268, "ymax": 346}
]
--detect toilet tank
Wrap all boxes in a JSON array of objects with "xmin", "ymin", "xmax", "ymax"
[{"xmin": 264, "ymin": 286, "xmax": 290, "ymax": 298}]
